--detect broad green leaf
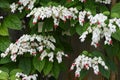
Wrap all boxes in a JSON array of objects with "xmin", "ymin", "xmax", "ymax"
[
  {"xmin": 76, "ymin": 25, "xmax": 83, "ymax": 35},
  {"xmin": 70, "ymin": 27, "xmax": 76, "ymax": 35},
  {"xmin": 0, "ymin": 71, "xmax": 9, "ymax": 80},
  {"xmin": 10, "ymin": 75, "xmax": 20, "ymax": 80},
  {"xmin": 10, "ymin": 69, "xmax": 22, "ymax": 76},
  {"xmin": 33, "ymin": 56, "xmax": 46, "ymax": 72},
  {"xmin": 0, "ymin": 57, "xmax": 11, "ymax": 64},
  {"xmin": 10, "ymin": 69, "xmax": 22, "ymax": 80},
  {"xmin": 0, "ymin": 36, "xmax": 10, "ymax": 51},
  {"xmin": 65, "ymin": 1, "xmax": 79, "ymax": 7},
  {"xmin": 59, "ymin": 20, "xmax": 70, "ymax": 30},
  {"xmin": 2, "ymin": 62, "xmax": 18, "ymax": 72},
  {"xmin": 19, "ymin": 57, "xmax": 31, "ymax": 75},
  {"xmin": 91, "ymin": 51, "xmax": 104, "ymax": 58},
  {"xmin": 3, "ymin": 14, "xmax": 22, "ymax": 30},
  {"xmin": 79, "ymin": 69, "xmax": 88, "ymax": 80},
  {"xmin": 39, "ymin": 0, "xmax": 52, "ymax": 6},
  {"xmin": 105, "ymin": 41, "xmax": 120, "ymax": 57},
  {"xmin": 112, "ymin": 29, "xmax": 120, "ymax": 41},
  {"xmin": 0, "ymin": 0, "xmax": 10, "ymax": 9},
  {"xmin": 42, "ymin": 18, "xmax": 53, "ymax": 32},
  {"xmin": 111, "ymin": 13, "xmax": 120, "ymax": 18},
  {"xmin": 99, "ymin": 65, "xmax": 110, "ymax": 79},
  {"xmin": 52, "ymin": 61, "xmax": 60, "ymax": 79},
  {"xmin": 43, "ymin": 60, "xmax": 53, "ymax": 75},
  {"xmin": 29, "ymin": 17, "xmax": 35, "ymax": 28},
  {"xmin": 0, "ymin": 67, "xmax": 9, "ymax": 73},
  {"xmin": 99, "ymin": 4, "xmax": 109, "ymax": 13},
  {"xmin": 0, "ymin": 25, "xmax": 8, "ymax": 36},
  {"xmin": 105, "ymin": 58, "xmax": 117, "ymax": 72},
  {"xmin": 84, "ymin": 0, "xmax": 96, "ymax": 14},
  {"xmin": 76, "ymin": 23, "xmax": 89, "ymax": 35},
  {"xmin": 111, "ymin": 3, "xmax": 120, "ymax": 18}
]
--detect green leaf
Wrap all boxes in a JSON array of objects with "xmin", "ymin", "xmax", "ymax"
[
  {"xmin": 33, "ymin": 56, "xmax": 46, "ymax": 72},
  {"xmin": 105, "ymin": 58, "xmax": 117, "ymax": 72},
  {"xmin": 0, "ymin": 71, "xmax": 9, "ymax": 80},
  {"xmin": 10, "ymin": 69, "xmax": 22, "ymax": 76},
  {"xmin": 70, "ymin": 27, "xmax": 76, "ymax": 35},
  {"xmin": 0, "ymin": 67, "xmax": 9, "ymax": 73},
  {"xmin": 65, "ymin": 1, "xmax": 79, "ymax": 7},
  {"xmin": 111, "ymin": 13, "xmax": 120, "ymax": 18},
  {"xmin": 79, "ymin": 69, "xmax": 88, "ymax": 80},
  {"xmin": 10, "ymin": 69, "xmax": 22, "ymax": 80},
  {"xmin": 105, "ymin": 41, "xmax": 120, "ymax": 57},
  {"xmin": 91, "ymin": 51, "xmax": 104, "ymax": 57},
  {"xmin": 84, "ymin": 0, "xmax": 96, "ymax": 14},
  {"xmin": 59, "ymin": 20, "xmax": 70, "ymax": 30},
  {"xmin": 103, "ymin": 11, "xmax": 110, "ymax": 16},
  {"xmin": 39, "ymin": 0, "xmax": 52, "ymax": 6},
  {"xmin": 111, "ymin": 3, "xmax": 120, "ymax": 18},
  {"xmin": 0, "ymin": 56, "xmax": 11, "ymax": 64},
  {"xmin": 42, "ymin": 18, "xmax": 53, "ymax": 32},
  {"xmin": 29, "ymin": 17, "xmax": 35, "ymax": 28},
  {"xmin": 82, "ymin": 50, "xmax": 89, "ymax": 55},
  {"xmin": 2, "ymin": 62, "xmax": 18, "ymax": 71},
  {"xmin": 19, "ymin": 57, "xmax": 31, "ymax": 75},
  {"xmin": 0, "ymin": 36, "xmax": 10, "ymax": 51},
  {"xmin": 0, "ymin": 0, "xmax": 10, "ymax": 9},
  {"xmin": 0, "ymin": 25, "xmax": 8, "ymax": 36},
  {"xmin": 99, "ymin": 4, "xmax": 109, "ymax": 13},
  {"xmin": 43, "ymin": 60, "xmax": 53, "ymax": 75},
  {"xmin": 52, "ymin": 61, "xmax": 60, "ymax": 79},
  {"xmin": 76, "ymin": 23, "xmax": 88, "ymax": 35},
  {"xmin": 3, "ymin": 14, "xmax": 22, "ymax": 30},
  {"xmin": 76, "ymin": 25, "xmax": 82, "ymax": 35},
  {"xmin": 99, "ymin": 65, "xmax": 110, "ymax": 79},
  {"xmin": 10, "ymin": 75, "xmax": 20, "ymax": 80},
  {"xmin": 112, "ymin": 29, "xmax": 120, "ymax": 41}
]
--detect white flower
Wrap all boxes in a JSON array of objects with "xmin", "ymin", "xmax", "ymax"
[
  {"xmin": 56, "ymin": 51, "xmax": 65, "ymax": 63},
  {"xmin": 11, "ymin": 45, "xmax": 19, "ymax": 54},
  {"xmin": 10, "ymin": 3, "xmax": 18, "ymax": 13},
  {"xmin": 72, "ymin": 0, "xmax": 111, "ymax": 4},
  {"xmin": 71, "ymin": 54, "xmax": 108, "ymax": 77},
  {"xmin": 48, "ymin": 52, "xmax": 54, "ymax": 62},
  {"xmin": 1, "ymin": 53, "xmax": 7, "ymax": 58},
  {"xmin": 78, "ymin": 11, "xmax": 87, "ymax": 26},
  {"xmin": 37, "ymin": 46, "xmax": 43, "ymax": 52},
  {"xmin": 79, "ymin": 13, "xmax": 120, "ymax": 47},
  {"xmin": 16, "ymin": 72, "xmax": 38, "ymax": 80},
  {"xmin": 1, "ymin": 34, "xmax": 67, "ymax": 63},
  {"xmin": 40, "ymin": 50, "xmax": 47, "ymax": 60},
  {"xmin": 27, "ymin": 6, "xmax": 78, "ymax": 26},
  {"xmin": 10, "ymin": 0, "xmax": 36, "ymax": 13},
  {"xmin": 79, "ymin": 31, "xmax": 88, "ymax": 42},
  {"xmin": 10, "ymin": 54, "xmax": 17, "ymax": 62},
  {"xmin": 116, "ymin": 19, "xmax": 120, "ymax": 28}
]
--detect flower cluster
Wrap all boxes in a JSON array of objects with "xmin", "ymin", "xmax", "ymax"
[
  {"xmin": 78, "ymin": 11, "xmax": 91, "ymax": 26},
  {"xmin": 70, "ymin": 54, "xmax": 108, "ymax": 78},
  {"xmin": 95, "ymin": 0, "xmax": 111, "ymax": 4},
  {"xmin": 16, "ymin": 72, "xmax": 38, "ymax": 80},
  {"xmin": 79, "ymin": 11, "xmax": 120, "ymax": 47},
  {"xmin": 10, "ymin": 0, "xmax": 36, "ymax": 13},
  {"xmin": 1, "ymin": 34, "xmax": 68, "ymax": 63},
  {"xmin": 72, "ymin": 0, "xmax": 111, "ymax": 4},
  {"xmin": 27, "ymin": 6, "xmax": 78, "ymax": 27}
]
